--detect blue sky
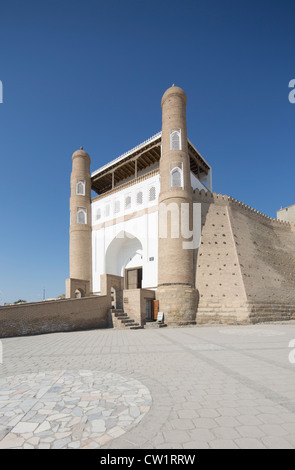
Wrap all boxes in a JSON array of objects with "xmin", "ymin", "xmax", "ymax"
[{"xmin": 0, "ymin": 0, "xmax": 294, "ymax": 303}]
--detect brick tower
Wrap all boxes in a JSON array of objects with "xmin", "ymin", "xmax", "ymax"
[
  {"xmin": 66, "ymin": 147, "xmax": 92, "ymax": 298},
  {"xmin": 156, "ymin": 85, "xmax": 197, "ymax": 325}
]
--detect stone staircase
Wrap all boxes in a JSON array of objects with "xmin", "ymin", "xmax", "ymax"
[{"xmin": 111, "ymin": 309, "xmax": 144, "ymax": 330}]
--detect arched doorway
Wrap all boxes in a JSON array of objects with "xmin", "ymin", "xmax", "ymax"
[
  {"xmin": 105, "ymin": 231, "xmax": 143, "ymax": 289},
  {"xmin": 74, "ymin": 288, "xmax": 85, "ymax": 298}
]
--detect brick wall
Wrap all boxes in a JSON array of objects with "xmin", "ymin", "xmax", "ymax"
[
  {"xmin": 156, "ymin": 285, "xmax": 197, "ymax": 325},
  {"xmin": 194, "ymin": 189, "xmax": 295, "ymax": 324},
  {"xmin": 0, "ymin": 295, "xmax": 110, "ymax": 338},
  {"xmin": 123, "ymin": 288, "xmax": 155, "ymax": 325},
  {"xmin": 229, "ymin": 203, "xmax": 295, "ymax": 305}
]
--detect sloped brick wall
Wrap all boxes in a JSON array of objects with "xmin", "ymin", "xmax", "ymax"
[
  {"xmin": 194, "ymin": 189, "xmax": 295, "ymax": 324},
  {"xmin": 229, "ymin": 203, "xmax": 295, "ymax": 305}
]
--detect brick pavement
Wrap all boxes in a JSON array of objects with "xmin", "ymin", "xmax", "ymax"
[{"xmin": 1, "ymin": 323, "xmax": 295, "ymax": 448}]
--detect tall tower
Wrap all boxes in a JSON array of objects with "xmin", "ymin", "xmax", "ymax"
[
  {"xmin": 65, "ymin": 147, "xmax": 92, "ymax": 298},
  {"xmin": 156, "ymin": 85, "xmax": 197, "ymax": 325}
]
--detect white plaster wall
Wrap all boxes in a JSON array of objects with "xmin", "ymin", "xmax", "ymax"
[
  {"xmin": 91, "ymin": 171, "xmax": 210, "ymax": 293},
  {"xmin": 91, "ymin": 175, "xmax": 159, "ymax": 293},
  {"xmin": 92, "ymin": 174, "xmax": 160, "ymax": 226}
]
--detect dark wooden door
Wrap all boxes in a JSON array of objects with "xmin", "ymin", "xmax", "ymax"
[{"xmin": 126, "ymin": 267, "xmax": 142, "ymax": 289}]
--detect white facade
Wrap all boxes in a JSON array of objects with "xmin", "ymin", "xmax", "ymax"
[
  {"xmin": 91, "ymin": 169, "xmax": 211, "ymax": 294},
  {"xmin": 91, "ymin": 173, "xmax": 160, "ymax": 293}
]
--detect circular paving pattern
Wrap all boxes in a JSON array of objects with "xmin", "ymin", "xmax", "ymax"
[{"xmin": 0, "ymin": 370, "xmax": 152, "ymax": 449}]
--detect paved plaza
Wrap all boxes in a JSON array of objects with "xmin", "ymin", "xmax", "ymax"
[{"xmin": 1, "ymin": 322, "xmax": 295, "ymax": 449}]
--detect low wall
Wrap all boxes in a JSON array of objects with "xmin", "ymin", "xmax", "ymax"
[{"xmin": 0, "ymin": 295, "xmax": 110, "ymax": 338}]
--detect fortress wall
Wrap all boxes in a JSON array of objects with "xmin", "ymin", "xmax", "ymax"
[
  {"xmin": 228, "ymin": 200, "xmax": 295, "ymax": 321},
  {"xmin": 193, "ymin": 189, "xmax": 295, "ymax": 323},
  {"xmin": 0, "ymin": 295, "xmax": 110, "ymax": 338},
  {"xmin": 194, "ymin": 192, "xmax": 248, "ymax": 323}
]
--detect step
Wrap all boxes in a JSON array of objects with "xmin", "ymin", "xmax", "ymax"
[
  {"xmin": 120, "ymin": 319, "xmax": 135, "ymax": 324},
  {"xmin": 125, "ymin": 321, "xmax": 140, "ymax": 327},
  {"xmin": 116, "ymin": 314, "xmax": 129, "ymax": 320},
  {"xmin": 144, "ymin": 322, "xmax": 167, "ymax": 328}
]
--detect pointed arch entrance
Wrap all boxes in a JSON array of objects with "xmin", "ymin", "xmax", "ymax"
[{"xmin": 105, "ymin": 231, "xmax": 143, "ymax": 289}]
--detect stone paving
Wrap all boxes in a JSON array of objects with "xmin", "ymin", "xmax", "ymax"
[
  {"xmin": 1, "ymin": 322, "xmax": 295, "ymax": 449},
  {"xmin": 0, "ymin": 370, "xmax": 151, "ymax": 449}
]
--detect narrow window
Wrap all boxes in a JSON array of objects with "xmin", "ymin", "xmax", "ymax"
[
  {"xmin": 77, "ymin": 209, "xmax": 86, "ymax": 224},
  {"xmin": 76, "ymin": 181, "xmax": 85, "ymax": 195},
  {"xmin": 125, "ymin": 195, "xmax": 131, "ymax": 209},
  {"xmin": 95, "ymin": 208, "xmax": 101, "ymax": 221},
  {"xmin": 136, "ymin": 191, "xmax": 143, "ymax": 205},
  {"xmin": 170, "ymin": 129, "xmax": 181, "ymax": 151},
  {"xmin": 149, "ymin": 186, "xmax": 156, "ymax": 201},
  {"xmin": 171, "ymin": 167, "xmax": 183, "ymax": 188},
  {"xmin": 114, "ymin": 200, "xmax": 120, "ymax": 214},
  {"xmin": 105, "ymin": 204, "xmax": 110, "ymax": 217}
]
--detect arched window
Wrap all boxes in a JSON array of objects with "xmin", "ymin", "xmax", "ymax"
[
  {"xmin": 170, "ymin": 129, "xmax": 181, "ymax": 151},
  {"xmin": 149, "ymin": 186, "xmax": 156, "ymax": 201},
  {"xmin": 125, "ymin": 195, "xmax": 131, "ymax": 209},
  {"xmin": 77, "ymin": 209, "xmax": 87, "ymax": 224},
  {"xmin": 136, "ymin": 191, "xmax": 143, "ymax": 205},
  {"xmin": 170, "ymin": 167, "xmax": 183, "ymax": 188},
  {"xmin": 76, "ymin": 181, "xmax": 85, "ymax": 195}
]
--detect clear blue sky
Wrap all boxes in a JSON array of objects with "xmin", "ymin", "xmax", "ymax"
[{"xmin": 0, "ymin": 0, "xmax": 294, "ymax": 304}]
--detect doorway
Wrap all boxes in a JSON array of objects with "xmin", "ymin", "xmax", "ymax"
[
  {"xmin": 146, "ymin": 299, "xmax": 153, "ymax": 321},
  {"xmin": 125, "ymin": 267, "xmax": 142, "ymax": 289}
]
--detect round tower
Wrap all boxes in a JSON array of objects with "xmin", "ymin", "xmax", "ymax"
[
  {"xmin": 156, "ymin": 85, "xmax": 197, "ymax": 325},
  {"xmin": 66, "ymin": 147, "xmax": 92, "ymax": 298}
]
